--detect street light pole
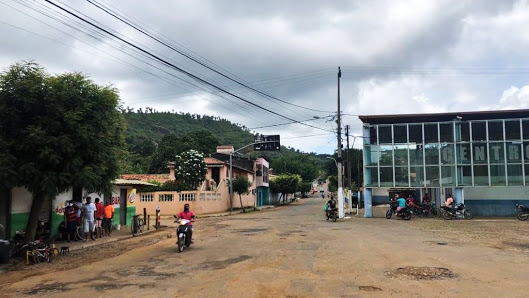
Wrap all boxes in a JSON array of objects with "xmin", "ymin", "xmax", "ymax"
[
  {"xmin": 229, "ymin": 152, "xmax": 233, "ymax": 213},
  {"xmin": 337, "ymin": 67, "xmax": 344, "ymax": 219}
]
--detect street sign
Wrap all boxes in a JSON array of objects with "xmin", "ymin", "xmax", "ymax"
[{"xmin": 254, "ymin": 135, "xmax": 280, "ymax": 151}]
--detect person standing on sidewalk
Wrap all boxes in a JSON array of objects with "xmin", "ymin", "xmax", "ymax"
[
  {"xmin": 103, "ymin": 201, "xmax": 114, "ymax": 237},
  {"xmin": 83, "ymin": 197, "xmax": 97, "ymax": 241},
  {"xmin": 94, "ymin": 198, "xmax": 104, "ymax": 238},
  {"xmin": 64, "ymin": 200, "xmax": 77, "ymax": 242}
]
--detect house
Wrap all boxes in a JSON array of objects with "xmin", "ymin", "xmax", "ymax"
[
  {"xmin": 0, "ymin": 179, "xmax": 153, "ymax": 240},
  {"xmin": 131, "ymin": 146, "xmax": 269, "ymax": 216}
]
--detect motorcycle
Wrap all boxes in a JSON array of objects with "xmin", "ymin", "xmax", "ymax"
[
  {"xmin": 515, "ymin": 204, "xmax": 529, "ymax": 221},
  {"xmin": 386, "ymin": 201, "xmax": 398, "ymax": 219},
  {"xmin": 441, "ymin": 203, "xmax": 473, "ymax": 220},
  {"xmin": 424, "ymin": 203, "xmax": 440, "ymax": 218},
  {"xmin": 326, "ymin": 207, "xmax": 338, "ymax": 222},
  {"xmin": 173, "ymin": 216, "xmax": 192, "ymax": 253},
  {"xmin": 396, "ymin": 207, "xmax": 412, "ymax": 220}
]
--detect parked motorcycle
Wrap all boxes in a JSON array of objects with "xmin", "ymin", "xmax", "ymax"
[
  {"xmin": 173, "ymin": 216, "xmax": 192, "ymax": 253},
  {"xmin": 386, "ymin": 201, "xmax": 398, "ymax": 219},
  {"xmin": 441, "ymin": 203, "xmax": 473, "ymax": 220},
  {"xmin": 515, "ymin": 204, "xmax": 529, "ymax": 221},
  {"xmin": 424, "ymin": 203, "xmax": 440, "ymax": 218}
]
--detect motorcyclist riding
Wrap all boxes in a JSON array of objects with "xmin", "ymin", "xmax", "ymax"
[
  {"xmin": 176, "ymin": 203, "xmax": 195, "ymax": 243},
  {"xmin": 326, "ymin": 197, "xmax": 337, "ymax": 219},
  {"xmin": 396, "ymin": 196, "xmax": 406, "ymax": 214}
]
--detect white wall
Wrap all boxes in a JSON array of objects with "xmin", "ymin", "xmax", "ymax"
[{"xmin": 10, "ymin": 187, "xmax": 32, "ymax": 213}]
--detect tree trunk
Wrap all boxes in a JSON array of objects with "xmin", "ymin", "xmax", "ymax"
[
  {"xmin": 239, "ymin": 194, "xmax": 245, "ymax": 213},
  {"xmin": 23, "ymin": 192, "xmax": 46, "ymax": 243}
]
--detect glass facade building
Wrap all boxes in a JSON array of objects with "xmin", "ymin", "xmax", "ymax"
[
  {"xmin": 359, "ymin": 110, "xmax": 529, "ymax": 217},
  {"xmin": 363, "ymin": 119, "xmax": 529, "ymax": 188}
]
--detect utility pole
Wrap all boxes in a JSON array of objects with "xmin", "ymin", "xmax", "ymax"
[
  {"xmin": 337, "ymin": 67, "xmax": 344, "ymax": 219},
  {"xmin": 345, "ymin": 124, "xmax": 353, "ymax": 190},
  {"xmin": 229, "ymin": 152, "xmax": 233, "ymax": 213}
]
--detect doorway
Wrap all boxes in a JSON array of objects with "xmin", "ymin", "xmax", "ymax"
[
  {"xmin": 211, "ymin": 167, "xmax": 220, "ymax": 188},
  {"xmin": 120, "ymin": 189, "xmax": 127, "ymax": 225},
  {"xmin": 0, "ymin": 188, "xmax": 10, "ymax": 240}
]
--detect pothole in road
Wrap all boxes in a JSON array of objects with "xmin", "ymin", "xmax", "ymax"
[
  {"xmin": 423, "ymin": 241, "xmax": 449, "ymax": 246},
  {"xmin": 24, "ymin": 282, "xmax": 71, "ymax": 296},
  {"xmin": 386, "ymin": 267, "xmax": 456, "ymax": 280},
  {"xmin": 234, "ymin": 228, "xmax": 270, "ymax": 233},
  {"xmin": 502, "ymin": 241, "xmax": 529, "ymax": 250},
  {"xmin": 359, "ymin": 286, "xmax": 382, "ymax": 291},
  {"xmin": 202, "ymin": 255, "xmax": 252, "ymax": 270}
]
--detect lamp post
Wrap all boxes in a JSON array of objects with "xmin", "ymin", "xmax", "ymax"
[{"xmin": 336, "ymin": 67, "xmax": 344, "ymax": 219}]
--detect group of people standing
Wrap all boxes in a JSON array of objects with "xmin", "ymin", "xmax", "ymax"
[{"xmin": 63, "ymin": 197, "xmax": 115, "ymax": 242}]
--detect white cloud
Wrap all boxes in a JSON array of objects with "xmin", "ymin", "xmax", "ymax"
[{"xmin": 497, "ymin": 85, "xmax": 529, "ymax": 109}]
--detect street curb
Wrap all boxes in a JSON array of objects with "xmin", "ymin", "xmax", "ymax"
[
  {"xmin": 65, "ymin": 228, "xmax": 161, "ymax": 252},
  {"xmin": 159, "ymin": 205, "xmax": 278, "ymax": 220}
]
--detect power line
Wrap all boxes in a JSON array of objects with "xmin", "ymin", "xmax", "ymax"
[
  {"xmin": 85, "ymin": 0, "xmax": 335, "ymax": 114},
  {"xmin": 8, "ymin": 0, "xmax": 285, "ymax": 129},
  {"xmin": 43, "ymin": 0, "xmax": 333, "ymax": 133},
  {"xmin": 249, "ymin": 116, "xmax": 331, "ymax": 130}
]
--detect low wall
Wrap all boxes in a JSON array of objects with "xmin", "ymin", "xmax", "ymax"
[{"xmin": 136, "ymin": 188, "xmax": 257, "ymax": 216}]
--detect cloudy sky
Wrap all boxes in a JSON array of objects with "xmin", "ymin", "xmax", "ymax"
[{"xmin": 1, "ymin": 0, "xmax": 528, "ymax": 154}]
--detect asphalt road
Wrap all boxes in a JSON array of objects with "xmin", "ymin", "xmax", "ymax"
[{"xmin": 2, "ymin": 196, "xmax": 528, "ymax": 297}]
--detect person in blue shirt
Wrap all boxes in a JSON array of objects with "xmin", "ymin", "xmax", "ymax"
[{"xmin": 396, "ymin": 196, "xmax": 406, "ymax": 212}]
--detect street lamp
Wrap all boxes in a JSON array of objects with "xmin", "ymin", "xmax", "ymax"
[{"xmin": 326, "ymin": 156, "xmax": 338, "ymax": 168}]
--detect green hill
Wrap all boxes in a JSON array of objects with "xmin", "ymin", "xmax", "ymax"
[
  {"xmin": 123, "ymin": 112, "xmax": 255, "ymax": 149},
  {"xmin": 120, "ymin": 111, "xmax": 361, "ymax": 187}
]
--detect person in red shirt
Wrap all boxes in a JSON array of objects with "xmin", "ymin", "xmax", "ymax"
[
  {"xmin": 177, "ymin": 203, "xmax": 195, "ymax": 243},
  {"xmin": 64, "ymin": 200, "xmax": 77, "ymax": 242},
  {"xmin": 94, "ymin": 198, "xmax": 104, "ymax": 238}
]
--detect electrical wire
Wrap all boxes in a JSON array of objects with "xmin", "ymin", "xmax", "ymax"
[{"xmin": 86, "ymin": 0, "xmax": 335, "ymax": 114}]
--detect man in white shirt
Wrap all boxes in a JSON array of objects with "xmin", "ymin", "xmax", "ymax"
[{"xmin": 82, "ymin": 197, "xmax": 97, "ymax": 241}]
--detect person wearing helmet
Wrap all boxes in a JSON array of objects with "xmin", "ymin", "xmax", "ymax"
[{"xmin": 176, "ymin": 203, "xmax": 196, "ymax": 243}]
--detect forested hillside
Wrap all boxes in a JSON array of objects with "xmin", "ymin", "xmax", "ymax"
[
  {"xmin": 119, "ymin": 111, "xmax": 362, "ymax": 187},
  {"xmin": 124, "ymin": 112, "xmax": 255, "ymax": 149}
]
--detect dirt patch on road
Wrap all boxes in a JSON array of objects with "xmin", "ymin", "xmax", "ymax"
[
  {"xmin": 202, "ymin": 255, "xmax": 252, "ymax": 270},
  {"xmin": 359, "ymin": 286, "xmax": 383, "ymax": 291},
  {"xmin": 386, "ymin": 266, "xmax": 456, "ymax": 280},
  {"xmin": 24, "ymin": 282, "xmax": 71, "ymax": 296},
  {"xmin": 0, "ymin": 229, "xmax": 169, "ymax": 287},
  {"xmin": 408, "ymin": 219, "xmax": 529, "ymax": 252}
]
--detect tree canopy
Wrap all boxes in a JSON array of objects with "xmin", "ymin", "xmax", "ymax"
[
  {"xmin": 269, "ymin": 173, "xmax": 301, "ymax": 202},
  {"xmin": 0, "ymin": 61, "xmax": 126, "ymax": 242},
  {"xmin": 175, "ymin": 149, "xmax": 208, "ymax": 189},
  {"xmin": 270, "ymin": 154, "xmax": 319, "ymax": 183}
]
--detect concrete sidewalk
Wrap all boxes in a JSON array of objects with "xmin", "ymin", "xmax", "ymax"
[{"xmin": 54, "ymin": 224, "xmax": 161, "ymax": 252}]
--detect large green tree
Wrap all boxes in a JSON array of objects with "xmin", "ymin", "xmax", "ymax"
[
  {"xmin": 0, "ymin": 62, "xmax": 126, "ymax": 243},
  {"xmin": 270, "ymin": 154, "xmax": 319, "ymax": 183},
  {"xmin": 269, "ymin": 174, "xmax": 301, "ymax": 203}
]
